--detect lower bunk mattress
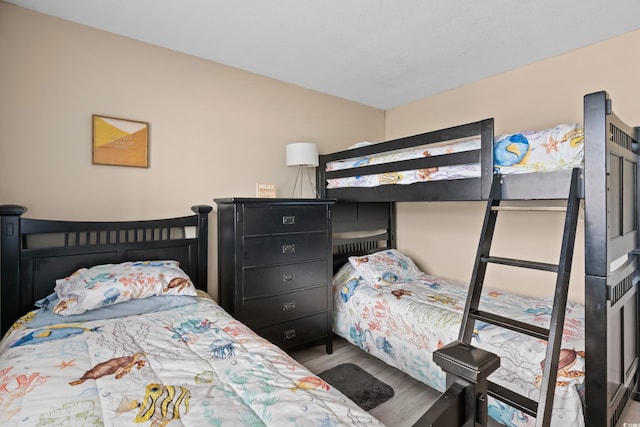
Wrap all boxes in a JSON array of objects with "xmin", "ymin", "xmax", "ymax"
[
  {"xmin": 0, "ymin": 295, "xmax": 383, "ymax": 427},
  {"xmin": 333, "ymin": 250, "xmax": 585, "ymax": 427}
]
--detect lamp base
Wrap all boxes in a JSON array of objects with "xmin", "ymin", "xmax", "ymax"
[{"xmin": 291, "ymin": 166, "xmax": 319, "ymax": 198}]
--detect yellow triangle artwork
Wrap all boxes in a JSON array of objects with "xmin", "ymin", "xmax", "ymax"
[{"xmin": 92, "ymin": 115, "xmax": 149, "ymax": 168}]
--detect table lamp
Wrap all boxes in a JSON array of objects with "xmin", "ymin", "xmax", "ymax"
[{"xmin": 286, "ymin": 142, "xmax": 319, "ymax": 198}]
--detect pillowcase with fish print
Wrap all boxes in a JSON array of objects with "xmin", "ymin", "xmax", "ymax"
[
  {"xmin": 53, "ymin": 260, "xmax": 198, "ymax": 316},
  {"xmin": 348, "ymin": 249, "xmax": 423, "ymax": 287}
]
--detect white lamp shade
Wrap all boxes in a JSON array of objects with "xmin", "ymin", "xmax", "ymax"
[{"xmin": 286, "ymin": 142, "xmax": 319, "ymax": 167}]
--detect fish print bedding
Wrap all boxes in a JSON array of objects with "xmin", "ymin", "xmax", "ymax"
[
  {"xmin": 333, "ymin": 250, "xmax": 585, "ymax": 427},
  {"xmin": 0, "ymin": 296, "xmax": 383, "ymax": 426},
  {"xmin": 326, "ymin": 124, "xmax": 583, "ymax": 188}
]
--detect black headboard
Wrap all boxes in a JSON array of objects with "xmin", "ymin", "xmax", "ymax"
[
  {"xmin": 331, "ymin": 201, "xmax": 396, "ymax": 273},
  {"xmin": 0, "ymin": 205, "xmax": 212, "ymax": 336}
]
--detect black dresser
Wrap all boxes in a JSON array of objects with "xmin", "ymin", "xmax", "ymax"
[{"xmin": 214, "ymin": 198, "xmax": 335, "ymax": 353}]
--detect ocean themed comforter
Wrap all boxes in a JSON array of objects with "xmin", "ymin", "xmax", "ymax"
[
  {"xmin": 333, "ymin": 262, "xmax": 585, "ymax": 427},
  {"xmin": 0, "ymin": 296, "xmax": 383, "ymax": 426},
  {"xmin": 326, "ymin": 124, "xmax": 583, "ymax": 188}
]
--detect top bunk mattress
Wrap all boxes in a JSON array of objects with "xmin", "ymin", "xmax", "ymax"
[{"xmin": 326, "ymin": 124, "xmax": 583, "ymax": 189}]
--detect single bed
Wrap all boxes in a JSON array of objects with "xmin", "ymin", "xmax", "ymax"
[
  {"xmin": 333, "ymin": 249, "xmax": 585, "ymax": 427},
  {"xmin": 318, "ymin": 91, "xmax": 639, "ymax": 427},
  {"xmin": 0, "ymin": 205, "xmax": 383, "ymax": 427}
]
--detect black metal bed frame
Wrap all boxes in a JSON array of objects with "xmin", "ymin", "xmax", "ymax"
[
  {"xmin": 318, "ymin": 91, "xmax": 640, "ymax": 427},
  {"xmin": 0, "ymin": 205, "xmax": 212, "ymax": 336}
]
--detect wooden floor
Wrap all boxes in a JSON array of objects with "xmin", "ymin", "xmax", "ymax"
[
  {"xmin": 290, "ymin": 336, "xmax": 640, "ymax": 427},
  {"xmin": 289, "ymin": 336, "xmax": 441, "ymax": 426}
]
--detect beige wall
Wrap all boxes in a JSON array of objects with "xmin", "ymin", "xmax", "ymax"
[
  {"xmin": 3, "ymin": 3, "xmax": 639, "ymax": 305},
  {"xmin": 386, "ymin": 29, "xmax": 640, "ymax": 303},
  {"xmin": 0, "ymin": 3, "xmax": 385, "ymax": 299}
]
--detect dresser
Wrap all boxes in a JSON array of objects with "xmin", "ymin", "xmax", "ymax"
[{"xmin": 214, "ymin": 198, "xmax": 335, "ymax": 353}]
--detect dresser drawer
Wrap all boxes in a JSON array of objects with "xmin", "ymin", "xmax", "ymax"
[
  {"xmin": 242, "ymin": 286, "xmax": 327, "ymax": 330},
  {"xmin": 244, "ymin": 205, "xmax": 327, "ymax": 235},
  {"xmin": 256, "ymin": 312, "xmax": 327, "ymax": 350},
  {"xmin": 243, "ymin": 259, "xmax": 328, "ymax": 298},
  {"xmin": 243, "ymin": 232, "xmax": 327, "ymax": 267}
]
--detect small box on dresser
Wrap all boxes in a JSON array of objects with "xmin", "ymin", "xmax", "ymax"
[{"xmin": 214, "ymin": 198, "xmax": 336, "ymax": 353}]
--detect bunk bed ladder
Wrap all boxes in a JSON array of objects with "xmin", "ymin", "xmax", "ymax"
[{"xmin": 458, "ymin": 168, "xmax": 581, "ymax": 427}]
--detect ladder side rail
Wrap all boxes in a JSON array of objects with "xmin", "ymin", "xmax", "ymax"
[
  {"xmin": 535, "ymin": 168, "xmax": 582, "ymax": 427},
  {"xmin": 459, "ymin": 176, "xmax": 502, "ymax": 343}
]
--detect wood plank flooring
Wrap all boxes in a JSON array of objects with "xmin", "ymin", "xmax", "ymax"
[
  {"xmin": 290, "ymin": 336, "xmax": 640, "ymax": 427},
  {"xmin": 289, "ymin": 336, "xmax": 441, "ymax": 426}
]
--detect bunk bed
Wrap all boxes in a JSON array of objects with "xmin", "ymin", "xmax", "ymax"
[
  {"xmin": 317, "ymin": 91, "xmax": 639, "ymax": 427},
  {"xmin": 0, "ymin": 205, "xmax": 383, "ymax": 426}
]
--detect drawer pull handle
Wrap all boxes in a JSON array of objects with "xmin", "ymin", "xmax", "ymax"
[
  {"xmin": 282, "ymin": 244, "xmax": 296, "ymax": 254},
  {"xmin": 283, "ymin": 272, "xmax": 295, "ymax": 282},
  {"xmin": 284, "ymin": 329, "xmax": 297, "ymax": 340},
  {"xmin": 282, "ymin": 215, "xmax": 296, "ymax": 225},
  {"xmin": 282, "ymin": 301, "xmax": 296, "ymax": 311}
]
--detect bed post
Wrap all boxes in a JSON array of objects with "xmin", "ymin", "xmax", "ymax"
[
  {"xmin": 389, "ymin": 202, "xmax": 397, "ymax": 249},
  {"xmin": 316, "ymin": 154, "xmax": 328, "ymax": 199},
  {"xmin": 0, "ymin": 205, "xmax": 27, "ymax": 336},
  {"xmin": 414, "ymin": 341, "xmax": 500, "ymax": 427},
  {"xmin": 583, "ymin": 91, "xmax": 610, "ymax": 427},
  {"xmin": 480, "ymin": 118, "xmax": 494, "ymax": 200},
  {"xmin": 584, "ymin": 91, "xmax": 640, "ymax": 426},
  {"xmin": 191, "ymin": 205, "xmax": 212, "ymax": 292}
]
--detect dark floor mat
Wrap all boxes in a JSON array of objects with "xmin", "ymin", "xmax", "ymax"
[{"xmin": 318, "ymin": 362, "xmax": 394, "ymax": 411}]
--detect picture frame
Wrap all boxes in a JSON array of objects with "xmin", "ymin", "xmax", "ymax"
[{"xmin": 92, "ymin": 115, "xmax": 149, "ymax": 167}]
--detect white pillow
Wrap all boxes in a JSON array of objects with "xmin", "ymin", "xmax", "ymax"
[
  {"xmin": 53, "ymin": 260, "xmax": 197, "ymax": 316},
  {"xmin": 347, "ymin": 141, "xmax": 374, "ymax": 149},
  {"xmin": 348, "ymin": 249, "xmax": 422, "ymax": 286}
]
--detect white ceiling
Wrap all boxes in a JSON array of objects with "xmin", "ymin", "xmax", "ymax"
[{"xmin": 7, "ymin": 0, "xmax": 640, "ymax": 109}]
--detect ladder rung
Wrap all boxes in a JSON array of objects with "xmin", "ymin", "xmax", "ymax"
[
  {"xmin": 470, "ymin": 309, "xmax": 549, "ymax": 340},
  {"xmin": 488, "ymin": 381, "xmax": 538, "ymax": 417},
  {"xmin": 481, "ymin": 256, "xmax": 559, "ymax": 272},
  {"xmin": 491, "ymin": 206, "xmax": 567, "ymax": 212}
]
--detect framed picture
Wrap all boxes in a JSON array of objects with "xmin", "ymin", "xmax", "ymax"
[{"xmin": 92, "ymin": 115, "xmax": 149, "ymax": 167}]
